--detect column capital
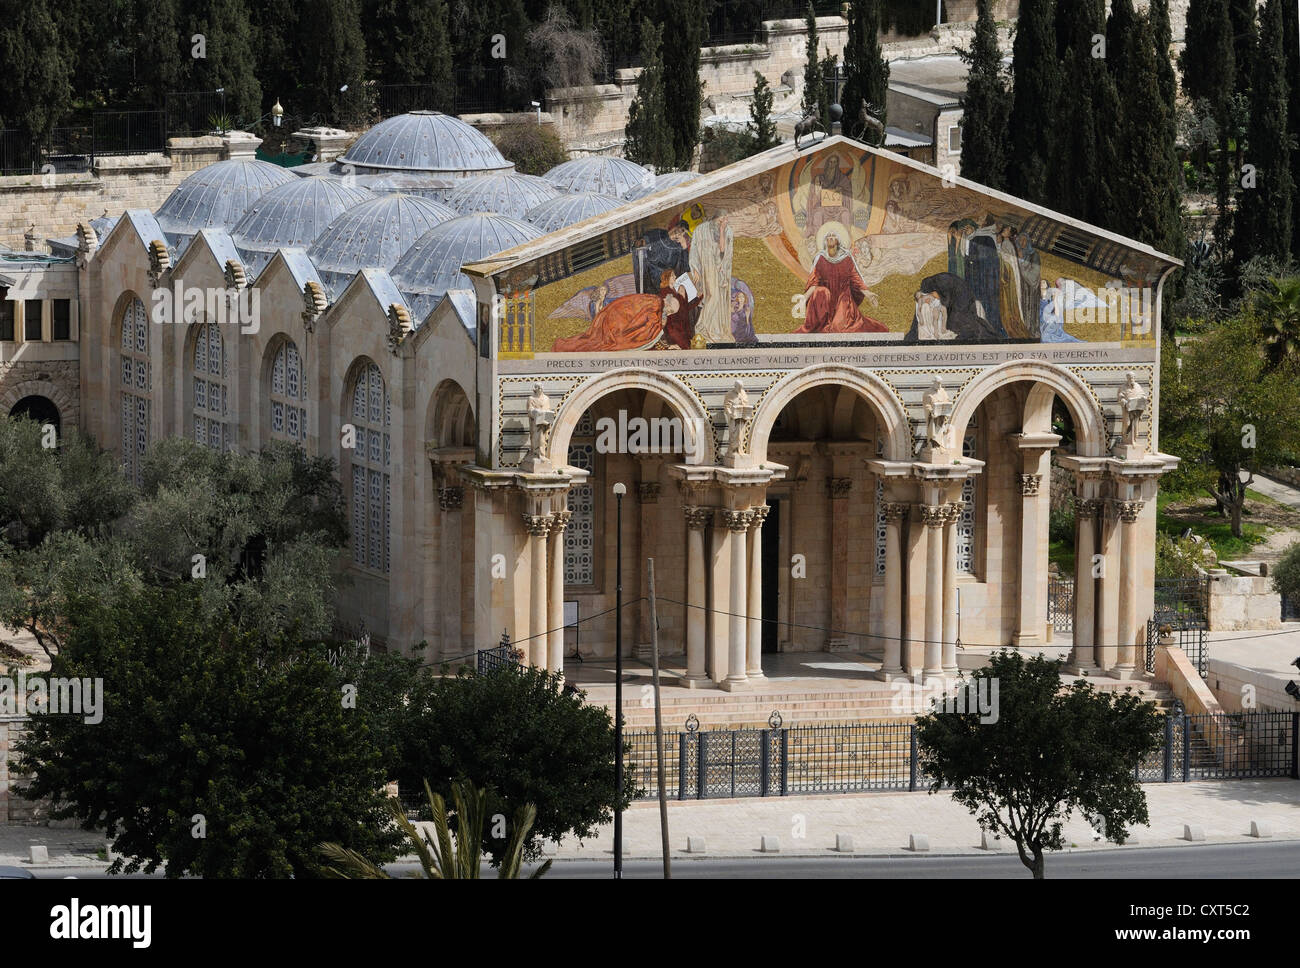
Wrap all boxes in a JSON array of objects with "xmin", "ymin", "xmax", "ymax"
[
  {"xmin": 921, "ymin": 504, "xmax": 948, "ymax": 528},
  {"xmin": 943, "ymin": 500, "xmax": 964, "ymax": 524},
  {"xmin": 549, "ymin": 508, "xmax": 572, "ymax": 533},
  {"xmin": 684, "ymin": 505, "xmax": 714, "ymax": 531},
  {"xmin": 522, "ymin": 512, "xmax": 553, "ymax": 537},
  {"xmin": 1074, "ymin": 497, "xmax": 1104, "ymax": 519},
  {"xmin": 637, "ymin": 481, "xmax": 661, "ymax": 503},
  {"xmin": 826, "ymin": 477, "xmax": 853, "ymax": 500},
  {"xmin": 722, "ymin": 508, "xmax": 754, "ymax": 532},
  {"xmin": 438, "ymin": 484, "xmax": 465, "ymax": 511},
  {"xmin": 749, "ymin": 504, "xmax": 770, "ymax": 527},
  {"xmin": 1113, "ymin": 499, "xmax": 1144, "ymax": 523},
  {"xmin": 882, "ymin": 501, "xmax": 911, "ymax": 523},
  {"xmin": 1018, "ymin": 473, "xmax": 1041, "ymax": 497}
]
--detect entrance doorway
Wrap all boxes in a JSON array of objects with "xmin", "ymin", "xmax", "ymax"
[{"xmin": 761, "ymin": 497, "xmax": 781, "ymax": 653}]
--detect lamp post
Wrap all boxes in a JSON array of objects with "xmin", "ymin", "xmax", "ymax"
[
  {"xmin": 271, "ymin": 100, "xmax": 284, "ymax": 128},
  {"xmin": 612, "ymin": 482, "xmax": 626, "ymax": 878}
]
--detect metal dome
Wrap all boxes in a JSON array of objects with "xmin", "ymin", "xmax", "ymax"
[
  {"xmin": 339, "ymin": 111, "xmax": 513, "ymax": 174},
  {"xmin": 391, "ymin": 214, "xmax": 544, "ymax": 322},
  {"xmin": 232, "ymin": 176, "xmax": 374, "ymax": 277},
  {"xmin": 156, "ymin": 160, "xmax": 296, "ymax": 252},
  {"xmin": 307, "ymin": 193, "xmax": 457, "ymax": 298},
  {"xmin": 350, "ymin": 171, "xmax": 456, "ymax": 201},
  {"xmin": 524, "ymin": 191, "xmax": 623, "ymax": 234},
  {"xmin": 542, "ymin": 156, "xmax": 653, "ymax": 197},
  {"xmin": 623, "ymin": 169, "xmax": 703, "ymax": 200},
  {"xmin": 446, "ymin": 173, "xmax": 562, "ymax": 220}
]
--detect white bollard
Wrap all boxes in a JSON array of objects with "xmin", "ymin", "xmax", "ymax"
[
  {"xmin": 28, "ymin": 845, "xmax": 49, "ymax": 864},
  {"xmin": 908, "ymin": 834, "xmax": 930, "ymax": 852},
  {"xmin": 760, "ymin": 835, "xmax": 781, "ymax": 853},
  {"xmin": 1249, "ymin": 821, "xmax": 1272, "ymax": 839},
  {"xmin": 686, "ymin": 836, "xmax": 707, "ymax": 854},
  {"xmin": 1182, "ymin": 824, "xmax": 1206, "ymax": 842},
  {"xmin": 835, "ymin": 833, "xmax": 854, "ymax": 853},
  {"xmin": 980, "ymin": 830, "xmax": 1000, "ymax": 851}
]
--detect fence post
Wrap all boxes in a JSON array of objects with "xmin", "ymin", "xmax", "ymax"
[
  {"xmin": 760, "ymin": 728, "xmax": 770, "ymax": 797},
  {"xmin": 678, "ymin": 733, "xmax": 687, "ymax": 800},
  {"xmin": 1292, "ymin": 713, "xmax": 1299, "ymax": 781},
  {"xmin": 909, "ymin": 725, "xmax": 918, "ymax": 792},
  {"xmin": 697, "ymin": 732, "xmax": 708, "ymax": 800},
  {"xmin": 1163, "ymin": 714, "xmax": 1173, "ymax": 783},
  {"xmin": 780, "ymin": 728, "xmax": 789, "ymax": 796},
  {"xmin": 729, "ymin": 731, "xmax": 737, "ymax": 798},
  {"xmin": 1181, "ymin": 712, "xmax": 1191, "ymax": 782}
]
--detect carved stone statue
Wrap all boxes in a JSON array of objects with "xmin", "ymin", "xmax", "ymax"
[
  {"xmin": 723, "ymin": 380, "xmax": 754, "ymax": 460},
  {"xmin": 1117, "ymin": 371, "xmax": 1149, "ymax": 450},
  {"xmin": 922, "ymin": 377, "xmax": 952, "ymax": 454},
  {"xmin": 525, "ymin": 382, "xmax": 555, "ymax": 467}
]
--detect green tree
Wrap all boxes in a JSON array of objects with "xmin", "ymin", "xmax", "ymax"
[
  {"xmin": 657, "ymin": 0, "xmax": 703, "ymax": 170},
  {"xmin": 1180, "ymin": 0, "xmax": 1237, "ymax": 244},
  {"xmin": 1226, "ymin": 0, "xmax": 1257, "ymax": 96},
  {"xmin": 1053, "ymin": 0, "xmax": 1110, "ymax": 223},
  {"xmin": 295, "ymin": 0, "xmax": 369, "ymax": 127},
  {"xmin": 802, "ymin": 3, "xmax": 825, "ymax": 121},
  {"xmin": 0, "ymin": 2, "xmax": 73, "ymax": 140},
  {"xmin": 134, "ymin": 0, "xmax": 187, "ymax": 105},
  {"xmin": 1233, "ymin": 0, "xmax": 1293, "ymax": 268},
  {"xmin": 181, "ymin": 0, "xmax": 263, "ymax": 124},
  {"xmin": 623, "ymin": 19, "xmax": 675, "ymax": 171},
  {"xmin": 1270, "ymin": 540, "xmax": 1300, "ymax": 606},
  {"xmin": 14, "ymin": 584, "xmax": 402, "ymax": 878},
  {"xmin": 840, "ymin": 0, "xmax": 888, "ymax": 145},
  {"xmin": 748, "ymin": 71, "xmax": 780, "ymax": 153},
  {"xmin": 1148, "ymin": 0, "xmax": 1179, "ymax": 130},
  {"xmin": 916, "ymin": 651, "xmax": 1164, "ymax": 879},
  {"xmin": 957, "ymin": 0, "xmax": 1009, "ymax": 191},
  {"xmin": 249, "ymin": 0, "xmax": 302, "ymax": 118},
  {"xmin": 1282, "ymin": 0, "xmax": 1300, "ymax": 258},
  {"xmin": 1006, "ymin": 0, "xmax": 1060, "ymax": 205},
  {"xmin": 1253, "ymin": 275, "xmax": 1300, "ymax": 369},
  {"xmin": 492, "ymin": 122, "xmax": 569, "ymax": 175},
  {"xmin": 392, "ymin": 663, "xmax": 626, "ymax": 865},
  {"xmin": 367, "ymin": 0, "xmax": 454, "ymax": 109}
]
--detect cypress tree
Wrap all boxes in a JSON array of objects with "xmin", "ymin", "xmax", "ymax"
[
  {"xmin": 749, "ymin": 71, "xmax": 780, "ymax": 152},
  {"xmin": 841, "ymin": 0, "xmax": 889, "ymax": 145},
  {"xmin": 658, "ymin": 0, "xmax": 704, "ymax": 170},
  {"xmin": 623, "ymin": 19, "xmax": 675, "ymax": 171},
  {"xmin": 1006, "ymin": 0, "xmax": 1060, "ymax": 205},
  {"xmin": 367, "ymin": 0, "xmax": 454, "ymax": 109},
  {"xmin": 249, "ymin": 0, "xmax": 299, "ymax": 116},
  {"xmin": 1104, "ymin": 0, "xmax": 1135, "ymax": 83},
  {"xmin": 181, "ymin": 0, "xmax": 263, "ymax": 125},
  {"xmin": 1233, "ymin": 0, "xmax": 1294, "ymax": 266},
  {"xmin": 297, "ymin": 0, "xmax": 369, "ymax": 127},
  {"xmin": 0, "ymin": 3, "xmax": 73, "ymax": 141},
  {"xmin": 1180, "ymin": 0, "xmax": 1236, "ymax": 243},
  {"xmin": 1148, "ymin": 0, "xmax": 1178, "ymax": 136},
  {"xmin": 1052, "ymin": 0, "xmax": 1107, "ymax": 223},
  {"xmin": 1227, "ymin": 0, "xmax": 1257, "ymax": 96},
  {"xmin": 957, "ymin": 0, "xmax": 1009, "ymax": 191},
  {"xmin": 1281, "ymin": 0, "xmax": 1300, "ymax": 258},
  {"xmin": 802, "ymin": 4, "xmax": 825, "ymax": 121}
]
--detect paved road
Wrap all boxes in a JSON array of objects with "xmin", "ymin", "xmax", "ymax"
[{"xmin": 533, "ymin": 842, "xmax": 1300, "ymax": 878}]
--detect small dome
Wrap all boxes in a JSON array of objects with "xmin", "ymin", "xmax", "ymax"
[
  {"xmin": 623, "ymin": 169, "xmax": 703, "ymax": 200},
  {"xmin": 351, "ymin": 171, "xmax": 456, "ymax": 201},
  {"xmin": 446, "ymin": 173, "xmax": 562, "ymax": 219},
  {"xmin": 524, "ymin": 191, "xmax": 623, "ymax": 234},
  {"xmin": 340, "ymin": 111, "xmax": 513, "ymax": 175},
  {"xmin": 392, "ymin": 214, "xmax": 543, "ymax": 322},
  {"xmin": 156, "ymin": 160, "xmax": 296, "ymax": 252},
  {"xmin": 232, "ymin": 176, "xmax": 374, "ymax": 277},
  {"xmin": 307, "ymin": 193, "xmax": 457, "ymax": 298},
  {"xmin": 542, "ymin": 156, "xmax": 653, "ymax": 197}
]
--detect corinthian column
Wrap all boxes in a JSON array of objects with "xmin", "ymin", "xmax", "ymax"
[
  {"xmin": 1069, "ymin": 498, "xmax": 1101, "ymax": 674},
  {"xmin": 942, "ymin": 501, "xmax": 960, "ymax": 674},
  {"xmin": 922, "ymin": 503, "xmax": 946, "ymax": 677},
  {"xmin": 684, "ymin": 506, "xmax": 712, "ymax": 687},
  {"xmin": 1016, "ymin": 473, "xmax": 1043, "ymax": 647},
  {"xmin": 722, "ymin": 508, "xmax": 752, "ymax": 690},
  {"xmin": 548, "ymin": 509, "xmax": 571, "ymax": 675},
  {"xmin": 880, "ymin": 502, "xmax": 908, "ymax": 677},
  {"xmin": 523, "ymin": 512, "xmax": 551, "ymax": 667},
  {"xmin": 1113, "ymin": 499, "xmax": 1144, "ymax": 679},
  {"xmin": 747, "ymin": 504, "xmax": 769, "ymax": 679}
]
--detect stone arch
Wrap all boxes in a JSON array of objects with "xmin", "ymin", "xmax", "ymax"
[
  {"xmin": 260, "ymin": 333, "xmax": 310, "ymax": 446},
  {"xmin": 949, "ymin": 359, "xmax": 1106, "ymax": 457},
  {"xmin": 750, "ymin": 365, "xmax": 912, "ymax": 462},
  {"xmin": 549, "ymin": 368, "xmax": 715, "ymax": 467},
  {"xmin": 1, "ymin": 381, "xmax": 74, "ymax": 430},
  {"xmin": 426, "ymin": 378, "xmax": 475, "ymax": 449}
]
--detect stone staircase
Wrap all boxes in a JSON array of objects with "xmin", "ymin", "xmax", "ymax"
[{"xmin": 599, "ymin": 686, "xmax": 915, "ymax": 732}]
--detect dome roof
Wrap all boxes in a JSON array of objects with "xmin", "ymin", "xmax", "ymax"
[
  {"xmin": 623, "ymin": 169, "xmax": 703, "ymax": 200},
  {"xmin": 524, "ymin": 191, "xmax": 623, "ymax": 234},
  {"xmin": 156, "ymin": 160, "xmax": 296, "ymax": 251},
  {"xmin": 350, "ymin": 171, "xmax": 456, "ymax": 200},
  {"xmin": 339, "ymin": 111, "xmax": 513, "ymax": 174},
  {"xmin": 446, "ymin": 173, "xmax": 561, "ymax": 219},
  {"xmin": 542, "ymin": 156, "xmax": 653, "ymax": 197},
  {"xmin": 307, "ymin": 193, "xmax": 457, "ymax": 297},
  {"xmin": 232, "ymin": 176, "xmax": 374, "ymax": 277},
  {"xmin": 392, "ymin": 214, "xmax": 543, "ymax": 322}
]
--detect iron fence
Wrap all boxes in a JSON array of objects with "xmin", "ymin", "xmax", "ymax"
[
  {"xmin": 1146, "ymin": 618, "xmax": 1209, "ymax": 678},
  {"xmin": 165, "ymin": 90, "xmax": 229, "ymax": 136},
  {"xmin": 476, "ymin": 635, "xmax": 523, "ymax": 674},
  {"xmin": 628, "ymin": 711, "xmax": 1300, "ymax": 801},
  {"xmin": 92, "ymin": 111, "xmax": 166, "ymax": 157},
  {"xmin": 1153, "ymin": 576, "xmax": 1210, "ymax": 627},
  {"xmin": 377, "ymin": 83, "xmax": 446, "ymax": 119},
  {"xmin": 1047, "ymin": 577, "xmax": 1074, "ymax": 634}
]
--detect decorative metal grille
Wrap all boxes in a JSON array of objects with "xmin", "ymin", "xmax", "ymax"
[
  {"xmin": 350, "ymin": 363, "xmax": 391, "ymax": 572},
  {"xmin": 874, "ymin": 478, "xmax": 887, "ymax": 577},
  {"xmin": 958, "ymin": 418, "xmax": 978, "ymax": 574},
  {"xmin": 190, "ymin": 323, "xmax": 231, "ymax": 452},
  {"xmin": 1048, "ymin": 578, "xmax": 1074, "ymax": 633},
  {"xmin": 119, "ymin": 298, "xmax": 150, "ymax": 485},
  {"xmin": 269, "ymin": 340, "xmax": 308, "ymax": 444},
  {"xmin": 565, "ymin": 411, "xmax": 595, "ymax": 586}
]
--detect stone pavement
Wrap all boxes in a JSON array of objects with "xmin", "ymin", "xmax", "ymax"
[{"xmin": 544, "ymin": 779, "xmax": 1300, "ymax": 860}]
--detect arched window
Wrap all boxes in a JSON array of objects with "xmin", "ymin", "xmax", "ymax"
[
  {"xmin": 349, "ymin": 362, "xmax": 391, "ymax": 572},
  {"xmin": 119, "ymin": 297, "xmax": 151, "ymax": 485},
  {"xmin": 268, "ymin": 340, "xmax": 308, "ymax": 445},
  {"xmin": 191, "ymin": 323, "xmax": 232, "ymax": 451}
]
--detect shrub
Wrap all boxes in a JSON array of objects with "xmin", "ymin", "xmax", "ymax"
[
  {"xmin": 1271, "ymin": 541, "xmax": 1300, "ymax": 604},
  {"xmin": 493, "ymin": 122, "xmax": 568, "ymax": 175}
]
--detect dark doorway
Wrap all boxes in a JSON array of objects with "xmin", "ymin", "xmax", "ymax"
[
  {"xmin": 8, "ymin": 395, "xmax": 60, "ymax": 435},
  {"xmin": 761, "ymin": 497, "xmax": 782, "ymax": 653}
]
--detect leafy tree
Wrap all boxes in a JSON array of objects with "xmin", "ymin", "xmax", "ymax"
[
  {"xmin": 1159, "ymin": 313, "xmax": 1300, "ymax": 536},
  {"xmin": 1006, "ymin": 0, "xmax": 1059, "ymax": 205},
  {"xmin": 916, "ymin": 651, "xmax": 1164, "ymax": 879},
  {"xmin": 319, "ymin": 779, "xmax": 550, "ymax": 878},
  {"xmin": 957, "ymin": 0, "xmax": 1009, "ymax": 191},
  {"xmin": 802, "ymin": 3, "xmax": 825, "ymax": 122},
  {"xmin": 1148, "ymin": 0, "xmax": 1178, "ymax": 133},
  {"xmin": 657, "ymin": 0, "xmax": 703, "ymax": 170},
  {"xmin": 493, "ymin": 122, "xmax": 569, "ymax": 175},
  {"xmin": 133, "ymin": 0, "xmax": 187, "ymax": 106},
  {"xmin": 1253, "ymin": 275, "xmax": 1300, "ymax": 369},
  {"xmin": 1270, "ymin": 540, "xmax": 1300, "ymax": 606},
  {"xmin": 1226, "ymin": 0, "xmax": 1257, "ymax": 97},
  {"xmin": 748, "ymin": 71, "xmax": 780, "ymax": 153},
  {"xmin": 1052, "ymin": 0, "xmax": 1110, "ymax": 223},
  {"xmin": 1233, "ymin": 0, "xmax": 1293, "ymax": 269},
  {"xmin": 1180, "ymin": 0, "xmax": 1236, "ymax": 245},
  {"xmin": 1282, "ymin": 0, "xmax": 1300, "ymax": 258},
  {"xmin": 295, "ymin": 0, "xmax": 370, "ymax": 126},
  {"xmin": 0, "ymin": 2, "xmax": 73, "ymax": 140},
  {"xmin": 14, "ymin": 584, "xmax": 402, "ymax": 878},
  {"xmin": 623, "ymin": 19, "xmax": 675, "ymax": 171},
  {"xmin": 392, "ymin": 663, "xmax": 625, "ymax": 865},
  {"xmin": 181, "ymin": 0, "xmax": 263, "ymax": 125},
  {"xmin": 367, "ymin": 0, "xmax": 454, "ymax": 109},
  {"xmin": 840, "ymin": 0, "xmax": 888, "ymax": 145}
]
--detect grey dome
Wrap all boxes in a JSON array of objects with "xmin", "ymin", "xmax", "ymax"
[
  {"xmin": 542, "ymin": 156, "xmax": 653, "ymax": 197},
  {"xmin": 446, "ymin": 173, "xmax": 561, "ymax": 219},
  {"xmin": 623, "ymin": 169, "xmax": 703, "ymax": 200},
  {"xmin": 524, "ymin": 191, "xmax": 623, "ymax": 234},
  {"xmin": 340, "ymin": 111, "xmax": 513, "ymax": 174},
  {"xmin": 392, "ymin": 214, "xmax": 544, "ymax": 322},
  {"xmin": 232, "ymin": 176, "xmax": 374, "ymax": 277},
  {"xmin": 350, "ymin": 171, "xmax": 456, "ymax": 201},
  {"xmin": 156, "ymin": 160, "xmax": 296, "ymax": 252},
  {"xmin": 307, "ymin": 193, "xmax": 457, "ymax": 298}
]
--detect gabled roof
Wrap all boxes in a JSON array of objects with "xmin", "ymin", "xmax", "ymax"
[{"xmin": 172, "ymin": 228, "xmax": 243, "ymax": 278}]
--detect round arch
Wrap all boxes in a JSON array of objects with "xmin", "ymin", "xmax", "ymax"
[
  {"xmin": 425, "ymin": 377, "xmax": 476, "ymax": 449},
  {"xmin": 6, "ymin": 393, "xmax": 61, "ymax": 433},
  {"xmin": 1, "ymin": 380, "xmax": 73, "ymax": 429},
  {"xmin": 548, "ymin": 368, "xmax": 715, "ymax": 467},
  {"xmin": 750, "ymin": 365, "xmax": 912, "ymax": 462},
  {"xmin": 948, "ymin": 359, "xmax": 1106, "ymax": 457}
]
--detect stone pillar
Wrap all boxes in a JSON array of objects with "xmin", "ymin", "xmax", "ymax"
[
  {"xmin": 922, "ymin": 504, "xmax": 946, "ymax": 676},
  {"xmin": 1016, "ymin": 473, "xmax": 1043, "ymax": 647},
  {"xmin": 722, "ymin": 508, "xmax": 752, "ymax": 690},
  {"xmin": 635, "ymin": 479, "xmax": 661, "ymax": 657},
  {"xmin": 1113, "ymin": 500, "xmax": 1144, "ymax": 679},
  {"xmin": 747, "ymin": 505, "xmax": 769, "ymax": 679},
  {"xmin": 826, "ymin": 477, "xmax": 852, "ymax": 650},
  {"xmin": 1069, "ymin": 498, "xmax": 1101, "ymax": 673},
  {"xmin": 523, "ymin": 512, "xmax": 551, "ymax": 667},
  {"xmin": 942, "ymin": 501, "xmax": 960, "ymax": 674},
  {"xmin": 880, "ymin": 502, "xmax": 907, "ymax": 677},
  {"xmin": 548, "ymin": 509, "xmax": 571, "ymax": 675},
  {"xmin": 684, "ymin": 506, "xmax": 712, "ymax": 687},
  {"xmin": 1095, "ymin": 501, "xmax": 1122, "ymax": 673},
  {"xmin": 709, "ymin": 512, "xmax": 731, "ymax": 683},
  {"xmin": 438, "ymin": 483, "xmax": 464, "ymax": 662}
]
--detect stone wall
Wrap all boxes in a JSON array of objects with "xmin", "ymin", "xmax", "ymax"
[
  {"xmin": 1207, "ymin": 658, "xmax": 1297, "ymax": 714},
  {"xmin": 1207, "ymin": 571, "xmax": 1280, "ymax": 631}
]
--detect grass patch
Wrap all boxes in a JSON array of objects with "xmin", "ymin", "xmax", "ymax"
[
  {"xmin": 1156, "ymin": 490, "xmax": 1269, "ymax": 561},
  {"xmin": 1048, "ymin": 539, "xmax": 1075, "ymax": 576}
]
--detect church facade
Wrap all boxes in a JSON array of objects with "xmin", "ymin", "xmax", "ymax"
[{"xmin": 70, "ymin": 135, "xmax": 1179, "ymax": 685}]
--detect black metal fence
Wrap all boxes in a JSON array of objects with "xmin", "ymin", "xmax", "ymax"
[
  {"xmin": 1047, "ymin": 577, "xmax": 1074, "ymax": 634},
  {"xmin": 0, "ymin": 111, "xmax": 166, "ymax": 176},
  {"xmin": 476, "ymin": 636, "xmax": 523, "ymax": 674},
  {"xmin": 165, "ymin": 90, "xmax": 229, "ymax": 137},
  {"xmin": 92, "ymin": 111, "xmax": 166, "ymax": 157},
  {"xmin": 628, "ymin": 712, "xmax": 1300, "ymax": 801},
  {"xmin": 1154, "ymin": 576, "xmax": 1210, "ymax": 627}
]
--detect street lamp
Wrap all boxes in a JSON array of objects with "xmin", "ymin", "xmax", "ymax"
[
  {"xmin": 271, "ymin": 99, "xmax": 284, "ymax": 128},
  {"xmin": 612, "ymin": 481, "xmax": 626, "ymax": 879}
]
